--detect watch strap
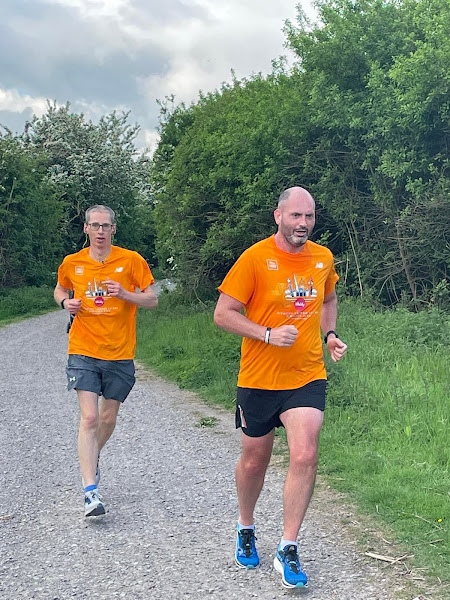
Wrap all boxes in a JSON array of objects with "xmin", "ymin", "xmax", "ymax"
[{"xmin": 324, "ymin": 330, "xmax": 338, "ymax": 344}]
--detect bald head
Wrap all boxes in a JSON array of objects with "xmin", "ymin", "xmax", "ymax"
[{"xmin": 277, "ymin": 187, "xmax": 315, "ymax": 210}]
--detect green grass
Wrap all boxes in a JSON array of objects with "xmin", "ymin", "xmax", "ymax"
[
  {"xmin": 136, "ymin": 292, "xmax": 450, "ymax": 587},
  {"xmin": 318, "ymin": 301, "xmax": 449, "ymax": 583},
  {"xmin": 0, "ymin": 286, "xmax": 57, "ymax": 326}
]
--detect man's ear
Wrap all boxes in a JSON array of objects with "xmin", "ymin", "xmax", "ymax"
[{"xmin": 274, "ymin": 208, "xmax": 281, "ymax": 226}]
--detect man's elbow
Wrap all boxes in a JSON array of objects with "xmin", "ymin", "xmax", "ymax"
[
  {"xmin": 53, "ymin": 285, "xmax": 62, "ymax": 303},
  {"xmin": 323, "ymin": 291, "xmax": 337, "ymax": 305},
  {"xmin": 213, "ymin": 306, "xmax": 225, "ymax": 329}
]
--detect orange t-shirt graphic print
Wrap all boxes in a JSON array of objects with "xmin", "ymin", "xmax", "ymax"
[
  {"xmin": 218, "ymin": 236, "xmax": 339, "ymax": 390},
  {"xmin": 58, "ymin": 246, "xmax": 154, "ymax": 360}
]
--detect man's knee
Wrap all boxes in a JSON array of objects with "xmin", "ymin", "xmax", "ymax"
[
  {"xmin": 240, "ymin": 445, "xmax": 272, "ymax": 477},
  {"xmin": 289, "ymin": 445, "xmax": 319, "ymax": 471},
  {"xmin": 240, "ymin": 456, "xmax": 269, "ymax": 479},
  {"xmin": 99, "ymin": 411, "xmax": 118, "ymax": 428},
  {"xmin": 99, "ymin": 400, "xmax": 120, "ymax": 427},
  {"xmin": 80, "ymin": 412, "xmax": 99, "ymax": 431}
]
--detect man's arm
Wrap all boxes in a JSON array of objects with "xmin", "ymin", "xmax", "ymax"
[
  {"xmin": 321, "ymin": 291, "xmax": 347, "ymax": 362},
  {"xmin": 54, "ymin": 282, "xmax": 82, "ymax": 314},
  {"xmin": 103, "ymin": 280, "xmax": 158, "ymax": 309},
  {"xmin": 214, "ymin": 292, "xmax": 298, "ymax": 347}
]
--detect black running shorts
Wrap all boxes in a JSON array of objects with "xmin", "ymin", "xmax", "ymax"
[
  {"xmin": 236, "ymin": 379, "xmax": 327, "ymax": 437},
  {"xmin": 66, "ymin": 354, "xmax": 135, "ymax": 403}
]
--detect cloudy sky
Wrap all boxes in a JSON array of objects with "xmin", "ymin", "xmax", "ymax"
[{"xmin": 0, "ymin": 0, "xmax": 316, "ymax": 152}]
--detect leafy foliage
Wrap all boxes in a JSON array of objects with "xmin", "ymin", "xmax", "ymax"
[
  {"xmin": 0, "ymin": 136, "xmax": 63, "ymax": 287},
  {"xmin": 151, "ymin": 68, "xmax": 334, "ymax": 298},
  {"xmin": 22, "ymin": 102, "xmax": 155, "ymax": 258},
  {"xmin": 0, "ymin": 103, "xmax": 156, "ymax": 291},
  {"xmin": 151, "ymin": 0, "xmax": 450, "ymax": 309}
]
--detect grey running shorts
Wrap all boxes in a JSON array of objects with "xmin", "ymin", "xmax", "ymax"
[
  {"xmin": 66, "ymin": 354, "xmax": 135, "ymax": 403},
  {"xmin": 236, "ymin": 379, "xmax": 327, "ymax": 437}
]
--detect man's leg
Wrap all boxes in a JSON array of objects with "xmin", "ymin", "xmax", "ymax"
[
  {"xmin": 235, "ymin": 430, "xmax": 274, "ymax": 568},
  {"xmin": 77, "ymin": 390, "xmax": 100, "ymax": 487},
  {"xmin": 235, "ymin": 430, "xmax": 274, "ymax": 526},
  {"xmin": 279, "ymin": 407, "xmax": 324, "ymax": 541},
  {"xmin": 273, "ymin": 407, "xmax": 323, "ymax": 587},
  {"xmin": 97, "ymin": 398, "xmax": 121, "ymax": 452}
]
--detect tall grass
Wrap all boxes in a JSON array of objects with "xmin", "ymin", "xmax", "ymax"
[
  {"xmin": 0, "ymin": 286, "xmax": 57, "ymax": 325},
  {"xmin": 321, "ymin": 301, "xmax": 449, "ymax": 580},
  {"xmin": 136, "ymin": 291, "xmax": 449, "ymax": 584}
]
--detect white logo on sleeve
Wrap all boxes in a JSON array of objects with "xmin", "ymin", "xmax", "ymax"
[
  {"xmin": 115, "ymin": 267, "xmax": 124, "ymax": 272},
  {"xmin": 315, "ymin": 262, "xmax": 323, "ymax": 269}
]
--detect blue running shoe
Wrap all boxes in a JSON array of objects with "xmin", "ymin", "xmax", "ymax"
[
  {"xmin": 273, "ymin": 544, "xmax": 308, "ymax": 588},
  {"xmin": 235, "ymin": 526, "xmax": 259, "ymax": 569}
]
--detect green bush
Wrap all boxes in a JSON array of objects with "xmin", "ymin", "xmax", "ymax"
[{"xmin": 0, "ymin": 286, "xmax": 56, "ymax": 322}]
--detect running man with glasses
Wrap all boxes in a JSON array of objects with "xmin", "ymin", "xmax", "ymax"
[{"xmin": 54, "ymin": 205, "xmax": 158, "ymax": 517}]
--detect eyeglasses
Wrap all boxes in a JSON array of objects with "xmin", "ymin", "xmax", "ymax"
[{"xmin": 87, "ymin": 223, "xmax": 113, "ymax": 231}]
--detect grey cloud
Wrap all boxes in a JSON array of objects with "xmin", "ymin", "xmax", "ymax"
[
  {"xmin": 0, "ymin": 0, "xmax": 169, "ymax": 103},
  {"xmin": 0, "ymin": 108, "xmax": 34, "ymax": 135},
  {"xmin": 122, "ymin": 0, "xmax": 209, "ymax": 26},
  {"xmin": 0, "ymin": 0, "xmax": 302, "ymax": 149}
]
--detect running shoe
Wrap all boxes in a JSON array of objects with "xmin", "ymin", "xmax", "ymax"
[
  {"xmin": 82, "ymin": 458, "xmax": 101, "ymax": 488},
  {"xmin": 84, "ymin": 489, "xmax": 105, "ymax": 517},
  {"xmin": 273, "ymin": 544, "xmax": 308, "ymax": 588},
  {"xmin": 235, "ymin": 526, "xmax": 259, "ymax": 568}
]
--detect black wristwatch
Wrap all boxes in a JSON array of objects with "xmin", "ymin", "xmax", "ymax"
[
  {"xmin": 324, "ymin": 330, "xmax": 338, "ymax": 344},
  {"xmin": 60, "ymin": 298, "xmax": 67, "ymax": 309}
]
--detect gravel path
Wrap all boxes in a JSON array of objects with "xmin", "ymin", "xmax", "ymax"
[{"xmin": 0, "ymin": 311, "xmax": 425, "ymax": 599}]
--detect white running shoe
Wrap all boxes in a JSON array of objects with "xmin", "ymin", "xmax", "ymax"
[{"xmin": 84, "ymin": 489, "xmax": 105, "ymax": 517}]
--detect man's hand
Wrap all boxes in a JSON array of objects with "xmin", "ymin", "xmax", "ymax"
[
  {"xmin": 268, "ymin": 325, "xmax": 298, "ymax": 347},
  {"xmin": 327, "ymin": 337, "xmax": 348, "ymax": 362},
  {"xmin": 103, "ymin": 279, "xmax": 127, "ymax": 300},
  {"xmin": 65, "ymin": 298, "xmax": 82, "ymax": 314}
]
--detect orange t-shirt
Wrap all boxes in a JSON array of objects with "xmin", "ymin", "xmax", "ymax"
[
  {"xmin": 218, "ymin": 236, "xmax": 339, "ymax": 390},
  {"xmin": 57, "ymin": 246, "xmax": 154, "ymax": 360}
]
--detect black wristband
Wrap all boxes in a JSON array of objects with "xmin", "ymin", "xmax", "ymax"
[
  {"xmin": 60, "ymin": 298, "xmax": 67, "ymax": 310},
  {"xmin": 324, "ymin": 330, "xmax": 338, "ymax": 344}
]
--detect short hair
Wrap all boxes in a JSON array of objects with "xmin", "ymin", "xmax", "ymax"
[
  {"xmin": 85, "ymin": 205, "xmax": 116, "ymax": 224},
  {"xmin": 277, "ymin": 189, "xmax": 292, "ymax": 207}
]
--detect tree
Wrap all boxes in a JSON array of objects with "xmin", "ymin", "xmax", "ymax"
[
  {"xmin": 151, "ymin": 68, "xmax": 336, "ymax": 298},
  {"xmin": 151, "ymin": 0, "xmax": 450, "ymax": 308},
  {"xmin": 0, "ymin": 136, "xmax": 63, "ymax": 287},
  {"xmin": 284, "ymin": 0, "xmax": 450, "ymax": 307},
  {"xmin": 22, "ymin": 103, "xmax": 155, "ymax": 261}
]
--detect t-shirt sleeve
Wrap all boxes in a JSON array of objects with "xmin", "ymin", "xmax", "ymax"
[
  {"xmin": 131, "ymin": 252, "xmax": 154, "ymax": 289},
  {"xmin": 57, "ymin": 258, "xmax": 73, "ymax": 290},
  {"xmin": 218, "ymin": 249, "xmax": 256, "ymax": 305},
  {"xmin": 324, "ymin": 255, "xmax": 339, "ymax": 297}
]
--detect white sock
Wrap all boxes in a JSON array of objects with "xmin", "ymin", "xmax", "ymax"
[
  {"xmin": 238, "ymin": 522, "xmax": 255, "ymax": 531},
  {"xmin": 280, "ymin": 538, "xmax": 297, "ymax": 549}
]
